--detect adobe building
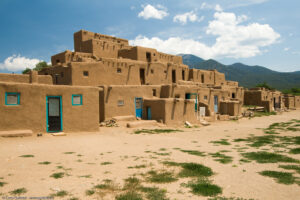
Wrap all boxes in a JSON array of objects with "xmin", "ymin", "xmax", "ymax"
[
  {"xmin": 283, "ymin": 94, "xmax": 300, "ymax": 109},
  {"xmin": 0, "ymin": 30, "xmax": 245, "ymax": 134},
  {"xmin": 244, "ymin": 88, "xmax": 285, "ymax": 112}
]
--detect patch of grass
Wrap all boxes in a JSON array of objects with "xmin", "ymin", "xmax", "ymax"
[
  {"xmin": 9, "ymin": 188, "xmax": 27, "ymax": 195},
  {"xmin": 179, "ymin": 163, "xmax": 213, "ymax": 178},
  {"xmin": 94, "ymin": 179, "xmax": 119, "ymax": 192},
  {"xmin": 210, "ymin": 139, "xmax": 231, "ymax": 146},
  {"xmin": 146, "ymin": 170, "xmax": 178, "ymax": 183},
  {"xmin": 134, "ymin": 129, "xmax": 182, "ymax": 134},
  {"xmin": 278, "ymin": 165, "xmax": 300, "ymax": 174},
  {"xmin": 188, "ymin": 179, "xmax": 222, "ymax": 197},
  {"xmin": 116, "ymin": 191, "xmax": 143, "ymax": 200},
  {"xmin": 0, "ymin": 182, "xmax": 7, "ymax": 187},
  {"xmin": 50, "ymin": 172, "xmax": 64, "ymax": 179},
  {"xmin": 101, "ymin": 162, "xmax": 112, "ymax": 165},
  {"xmin": 254, "ymin": 111, "xmax": 276, "ymax": 117},
  {"xmin": 179, "ymin": 149, "xmax": 206, "ymax": 157},
  {"xmin": 128, "ymin": 164, "xmax": 147, "ymax": 169},
  {"xmin": 210, "ymin": 152, "xmax": 233, "ymax": 164},
  {"xmin": 208, "ymin": 197, "xmax": 255, "ymax": 200},
  {"xmin": 159, "ymin": 148, "xmax": 167, "ymax": 151},
  {"xmin": 162, "ymin": 161, "xmax": 182, "ymax": 167},
  {"xmin": 85, "ymin": 189, "xmax": 95, "ymax": 196},
  {"xmin": 79, "ymin": 175, "xmax": 92, "ymax": 178},
  {"xmin": 239, "ymin": 159, "xmax": 251, "ymax": 163},
  {"xmin": 64, "ymin": 152, "xmax": 75, "ymax": 154},
  {"xmin": 242, "ymin": 151, "xmax": 299, "ymax": 164},
  {"xmin": 152, "ymin": 152, "xmax": 171, "ymax": 156},
  {"xmin": 51, "ymin": 190, "xmax": 68, "ymax": 197},
  {"xmin": 289, "ymin": 148, "xmax": 300, "ymax": 154},
  {"xmin": 19, "ymin": 155, "xmax": 34, "ymax": 158},
  {"xmin": 38, "ymin": 161, "xmax": 51, "ymax": 165},
  {"xmin": 139, "ymin": 186, "xmax": 169, "ymax": 200},
  {"xmin": 123, "ymin": 177, "xmax": 141, "ymax": 190},
  {"xmin": 259, "ymin": 171, "xmax": 296, "ymax": 185}
]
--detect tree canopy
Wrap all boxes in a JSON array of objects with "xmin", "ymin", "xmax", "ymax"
[{"xmin": 22, "ymin": 61, "xmax": 51, "ymax": 74}]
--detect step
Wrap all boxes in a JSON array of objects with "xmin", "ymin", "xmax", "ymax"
[
  {"xmin": 0, "ymin": 130, "xmax": 33, "ymax": 137},
  {"xmin": 127, "ymin": 120, "xmax": 158, "ymax": 128},
  {"xmin": 112, "ymin": 115, "xmax": 136, "ymax": 121}
]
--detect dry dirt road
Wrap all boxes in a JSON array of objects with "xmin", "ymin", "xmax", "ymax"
[{"xmin": 0, "ymin": 110, "xmax": 300, "ymax": 200}]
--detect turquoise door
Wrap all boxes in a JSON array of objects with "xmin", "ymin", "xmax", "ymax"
[
  {"xmin": 46, "ymin": 96, "xmax": 63, "ymax": 132},
  {"xmin": 147, "ymin": 107, "xmax": 152, "ymax": 120},
  {"xmin": 135, "ymin": 97, "xmax": 143, "ymax": 118},
  {"xmin": 214, "ymin": 95, "xmax": 218, "ymax": 113},
  {"xmin": 186, "ymin": 93, "xmax": 198, "ymax": 112}
]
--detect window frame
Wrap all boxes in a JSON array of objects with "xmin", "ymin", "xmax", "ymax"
[
  {"xmin": 72, "ymin": 94, "xmax": 83, "ymax": 106},
  {"xmin": 5, "ymin": 92, "xmax": 20, "ymax": 105}
]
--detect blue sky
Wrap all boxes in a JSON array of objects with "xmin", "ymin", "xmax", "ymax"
[{"xmin": 0, "ymin": 0, "xmax": 299, "ymax": 73}]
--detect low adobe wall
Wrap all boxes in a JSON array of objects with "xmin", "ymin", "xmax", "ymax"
[
  {"xmin": 0, "ymin": 73, "xmax": 52, "ymax": 85},
  {"xmin": 0, "ymin": 82, "xmax": 100, "ymax": 133}
]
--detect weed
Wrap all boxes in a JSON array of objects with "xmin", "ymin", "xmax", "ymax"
[
  {"xmin": 179, "ymin": 149, "xmax": 206, "ymax": 157},
  {"xmin": 64, "ymin": 152, "xmax": 75, "ymax": 154},
  {"xmin": 179, "ymin": 163, "xmax": 213, "ymax": 178},
  {"xmin": 85, "ymin": 189, "xmax": 95, "ymax": 196},
  {"xmin": 128, "ymin": 164, "xmax": 147, "ymax": 169},
  {"xmin": 278, "ymin": 165, "xmax": 300, "ymax": 174},
  {"xmin": 146, "ymin": 170, "xmax": 178, "ymax": 183},
  {"xmin": 38, "ymin": 161, "xmax": 51, "ymax": 165},
  {"xmin": 9, "ymin": 188, "xmax": 27, "ymax": 195},
  {"xmin": 0, "ymin": 182, "xmax": 7, "ymax": 187},
  {"xmin": 139, "ymin": 186, "xmax": 169, "ymax": 200},
  {"xmin": 188, "ymin": 179, "xmax": 222, "ymax": 196},
  {"xmin": 253, "ymin": 111, "xmax": 276, "ymax": 117},
  {"xmin": 289, "ymin": 148, "xmax": 300, "ymax": 154},
  {"xmin": 134, "ymin": 129, "xmax": 182, "ymax": 134},
  {"xmin": 50, "ymin": 172, "xmax": 64, "ymax": 179},
  {"xmin": 259, "ymin": 171, "xmax": 296, "ymax": 185},
  {"xmin": 210, "ymin": 152, "xmax": 233, "ymax": 164},
  {"xmin": 123, "ymin": 177, "xmax": 141, "ymax": 190},
  {"xmin": 19, "ymin": 155, "xmax": 34, "ymax": 158},
  {"xmin": 116, "ymin": 191, "xmax": 143, "ymax": 200},
  {"xmin": 101, "ymin": 162, "xmax": 112, "ymax": 165},
  {"xmin": 210, "ymin": 139, "xmax": 231, "ymax": 146},
  {"xmin": 242, "ymin": 151, "xmax": 299, "ymax": 163},
  {"xmin": 51, "ymin": 190, "xmax": 68, "ymax": 197},
  {"xmin": 239, "ymin": 159, "xmax": 251, "ymax": 163},
  {"xmin": 79, "ymin": 175, "xmax": 92, "ymax": 178}
]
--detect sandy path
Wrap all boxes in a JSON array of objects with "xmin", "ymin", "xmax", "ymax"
[{"xmin": 0, "ymin": 110, "xmax": 299, "ymax": 200}]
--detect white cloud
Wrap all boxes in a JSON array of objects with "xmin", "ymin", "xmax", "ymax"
[
  {"xmin": 173, "ymin": 11, "xmax": 203, "ymax": 25},
  {"xmin": 138, "ymin": 4, "xmax": 168, "ymax": 20},
  {"xmin": 215, "ymin": 4, "xmax": 223, "ymax": 12},
  {"xmin": 284, "ymin": 47, "xmax": 290, "ymax": 51},
  {"xmin": 130, "ymin": 11, "xmax": 280, "ymax": 59},
  {"xmin": 0, "ymin": 55, "xmax": 40, "ymax": 72}
]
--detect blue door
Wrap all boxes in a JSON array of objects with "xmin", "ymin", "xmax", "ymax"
[
  {"xmin": 147, "ymin": 107, "xmax": 152, "ymax": 120},
  {"xmin": 214, "ymin": 95, "xmax": 218, "ymax": 113},
  {"xmin": 135, "ymin": 97, "xmax": 143, "ymax": 118},
  {"xmin": 46, "ymin": 96, "xmax": 63, "ymax": 132}
]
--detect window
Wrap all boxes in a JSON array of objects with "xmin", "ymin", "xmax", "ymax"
[
  {"xmin": 72, "ymin": 95, "xmax": 82, "ymax": 106},
  {"xmin": 83, "ymin": 71, "xmax": 89, "ymax": 77},
  {"xmin": 118, "ymin": 100, "xmax": 124, "ymax": 106},
  {"xmin": 56, "ymin": 59, "xmax": 60, "ymax": 63},
  {"xmin": 151, "ymin": 69, "xmax": 154, "ymax": 74},
  {"xmin": 152, "ymin": 89, "xmax": 156, "ymax": 97},
  {"xmin": 117, "ymin": 68, "xmax": 122, "ymax": 73},
  {"xmin": 5, "ymin": 92, "xmax": 20, "ymax": 105},
  {"xmin": 232, "ymin": 93, "xmax": 236, "ymax": 98},
  {"xmin": 204, "ymin": 95, "xmax": 208, "ymax": 100}
]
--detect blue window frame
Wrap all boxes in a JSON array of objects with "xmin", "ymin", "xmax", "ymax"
[
  {"xmin": 5, "ymin": 92, "xmax": 20, "ymax": 105},
  {"xmin": 72, "ymin": 94, "xmax": 82, "ymax": 106}
]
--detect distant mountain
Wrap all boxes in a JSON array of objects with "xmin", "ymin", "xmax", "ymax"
[{"xmin": 180, "ymin": 54, "xmax": 300, "ymax": 90}]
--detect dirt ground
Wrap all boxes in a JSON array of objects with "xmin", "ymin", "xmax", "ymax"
[{"xmin": 0, "ymin": 110, "xmax": 300, "ymax": 200}]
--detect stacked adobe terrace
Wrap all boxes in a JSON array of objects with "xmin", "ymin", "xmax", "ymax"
[{"xmin": 39, "ymin": 30, "xmax": 244, "ymax": 124}]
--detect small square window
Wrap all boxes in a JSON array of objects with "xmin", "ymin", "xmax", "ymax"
[
  {"xmin": 117, "ymin": 68, "xmax": 122, "ymax": 73},
  {"xmin": 204, "ymin": 95, "xmax": 208, "ymax": 100},
  {"xmin": 118, "ymin": 100, "xmax": 124, "ymax": 106},
  {"xmin": 152, "ymin": 89, "xmax": 156, "ymax": 97},
  {"xmin": 83, "ymin": 71, "xmax": 89, "ymax": 77},
  {"xmin": 72, "ymin": 94, "xmax": 82, "ymax": 106},
  {"xmin": 5, "ymin": 92, "xmax": 20, "ymax": 105}
]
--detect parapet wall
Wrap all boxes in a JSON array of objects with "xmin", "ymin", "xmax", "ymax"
[{"xmin": 0, "ymin": 73, "xmax": 52, "ymax": 85}]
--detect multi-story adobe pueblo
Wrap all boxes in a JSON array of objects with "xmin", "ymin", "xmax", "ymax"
[{"xmin": 0, "ymin": 30, "xmax": 298, "ymax": 135}]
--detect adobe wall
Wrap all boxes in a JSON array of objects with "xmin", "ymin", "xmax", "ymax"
[
  {"xmin": 295, "ymin": 96, "xmax": 300, "ymax": 108},
  {"xmin": 39, "ymin": 65, "xmax": 72, "ymax": 85},
  {"xmin": 51, "ymin": 50, "xmax": 93, "ymax": 65},
  {"xmin": 0, "ymin": 82, "xmax": 100, "ymax": 133},
  {"xmin": 189, "ymin": 69, "xmax": 215, "ymax": 85},
  {"xmin": 100, "ymin": 85, "xmax": 161, "ymax": 120},
  {"xmin": 219, "ymin": 101, "xmax": 242, "ymax": 116},
  {"xmin": 0, "ymin": 73, "xmax": 52, "ymax": 85}
]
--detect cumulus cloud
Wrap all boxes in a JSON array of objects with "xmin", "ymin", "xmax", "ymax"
[
  {"xmin": 138, "ymin": 4, "xmax": 168, "ymax": 20},
  {"xmin": 173, "ymin": 11, "xmax": 204, "ymax": 25},
  {"xmin": 215, "ymin": 4, "xmax": 223, "ymax": 12},
  {"xmin": 284, "ymin": 47, "xmax": 290, "ymax": 51},
  {"xmin": 130, "ymin": 11, "xmax": 280, "ymax": 59},
  {"xmin": 0, "ymin": 55, "xmax": 40, "ymax": 72}
]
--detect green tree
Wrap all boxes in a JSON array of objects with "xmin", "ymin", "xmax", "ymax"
[
  {"xmin": 22, "ymin": 61, "xmax": 51, "ymax": 74},
  {"xmin": 22, "ymin": 68, "xmax": 31, "ymax": 74},
  {"xmin": 255, "ymin": 82, "xmax": 274, "ymax": 90}
]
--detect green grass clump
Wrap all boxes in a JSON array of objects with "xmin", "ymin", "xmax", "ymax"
[
  {"xmin": 289, "ymin": 148, "xmax": 300, "ymax": 154},
  {"xmin": 64, "ymin": 152, "xmax": 75, "ymax": 154},
  {"xmin": 146, "ymin": 170, "xmax": 177, "ymax": 183},
  {"xmin": 38, "ymin": 161, "xmax": 51, "ymax": 165},
  {"xmin": 85, "ymin": 189, "xmax": 95, "ymax": 196},
  {"xmin": 210, "ymin": 152, "xmax": 233, "ymax": 164},
  {"xmin": 210, "ymin": 139, "xmax": 231, "ymax": 146},
  {"xmin": 9, "ymin": 188, "xmax": 27, "ymax": 195},
  {"xmin": 123, "ymin": 177, "xmax": 141, "ymax": 190},
  {"xmin": 242, "ymin": 151, "xmax": 299, "ymax": 164},
  {"xmin": 134, "ymin": 129, "xmax": 182, "ymax": 134},
  {"xmin": 139, "ymin": 186, "xmax": 168, "ymax": 200},
  {"xmin": 279, "ymin": 165, "xmax": 300, "ymax": 174},
  {"xmin": 254, "ymin": 111, "xmax": 276, "ymax": 117},
  {"xmin": 128, "ymin": 164, "xmax": 147, "ymax": 169},
  {"xmin": 259, "ymin": 171, "xmax": 296, "ymax": 185},
  {"xmin": 115, "ymin": 191, "xmax": 143, "ymax": 200},
  {"xmin": 101, "ymin": 162, "xmax": 112, "ymax": 165},
  {"xmin": 0, "ymin": 182, "xmax": 7, "ymax": 187},
  {"xmin": 188, "ymin": 179, "xmax": 222, "ymax": 196},
  {"xmin": 51, "ymin": 190, "xmax": 68, "ymax": 197},
  {"xmin": 179, "ymin": 149, "xmax": 206, "ymax": 157},
  {"xmin": 19, "ymin": 155, "xmax": 34, "ymax": 158},
  {"xmin": 50, "ymin": 172, "xmax": 64, "ymax": 179},
  {"xmin": 179, "ymin": 163, "xmax": 213, "ymax": 178}
]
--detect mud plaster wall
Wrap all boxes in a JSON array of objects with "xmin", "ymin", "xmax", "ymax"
[
  {"xmin": 142, "ymin": 99, "xmax": 165, "ymax": 122},
  {"xmin": 0, "ymin": 82, "xmax": 99, "ymax": 133},
  {"xmin": 0, "ymin": 73, "xmax": 52, "ymax": 85},
  {"xmin": 100, "ymin": 85, "xmax": 161, "ymax": 120},
  {"xmin": 39, "ymin": 66, "xmax": 72, "ymax": 85},
  {"xmin": 219, "ymin": 101, "xmax": 241, "ymax": 116}
]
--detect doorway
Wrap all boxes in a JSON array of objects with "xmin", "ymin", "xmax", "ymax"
[
  {"xmin": 140, "ymin": 68, "xmax": 145, "ymax": 85},
  {"xmin": 214, "ymin": 95, "xmax": 218, "ymax": 113},
  {"xmin": 172, "ymin": 70, "xmax": 176, "ymax": 83},
  {"xmin": 135, "ymin": 97, "xmax": 143, "ymax": 118},
  {"xmin": 146, "ymin": 106, "xmax": 152, "ymax": 120},
  {"xmin": 46, "ymin": 96, "xmax": 62, "ymax": 132}
]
